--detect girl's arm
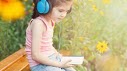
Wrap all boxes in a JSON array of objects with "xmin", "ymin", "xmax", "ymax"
[
  {"xmin": 30, "ymin": 19, "xmax": 73, "ymax": 68},
  {"xmin": 30, "ymin": 19, "xmax": 60, "ymax": 67}
]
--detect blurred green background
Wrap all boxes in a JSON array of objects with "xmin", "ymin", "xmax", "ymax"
[{"xmin": 0, "ymin": 0, "xmax": 127, "ymax": 71}]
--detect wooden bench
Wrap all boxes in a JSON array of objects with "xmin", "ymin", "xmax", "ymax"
[
  {"xmin": 0, "ymin": 48, "xmax": 72, "ymax": 71},
  {"xmin": 0, "ymin": 48, "xmax": 30, "ymax": 71}
]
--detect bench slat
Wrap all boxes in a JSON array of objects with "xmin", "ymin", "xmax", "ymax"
[
  {"xmin": 3, "ymin": 55, "xmax": 30, "ymax": 71},
  {"xmin": 22, "ymin": 64, "xmax": 31, "ymax": 71},
  {"xmin": 0, "ymin": 48, "xmax": 30, "ymax": 71}
]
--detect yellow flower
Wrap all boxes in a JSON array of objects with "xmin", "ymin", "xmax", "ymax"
[
  {"xmin": 102, "ymin": 0, "xmax": 111, "ymax": 4},
  {"xmin": 28, "ymin": 9, "xmax": 32, "ymax": 13},
  {"xmin": 88, "ymin": 0, "xmax": 93, "ymax": 2},
  {"xmin": 32, "ymin": 3, "xmax": 35, "ymax": 6},
  {"xmin": 24, "ymin": 0, "xmax": 27, "ymax": 2},
  {"xmin": 78, "ymin": 37, "xmax": 84, "ymax": 42},
  {"xmin": 92, "ymin": 5, "xmax": 98, "ymax": 12},
  {"xmin": 83, "ymin": 47, "xmax": 88, "ymax": 51},
  {"xmin": 0, "ymin": 2, "xmax": 1, "ymax": 14},
  {"xmin": 0, "ymin": 0, "xmax": 25, "ymax": 21},
  {"xmin": 96, "ymin": 41, "xmax": 108, "ymax": 53},
  {"xmin": 100, "ymin": 10, "xmax": 104, "ymax": 16}
]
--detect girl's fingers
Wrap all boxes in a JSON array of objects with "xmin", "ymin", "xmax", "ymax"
[
  {"xmin": 69, "ymin": 64, "xmax": 75, "ymax": 67},
  {"xmin": 65, "ymin": 59, "xmax": 72, "ymax": 64}
]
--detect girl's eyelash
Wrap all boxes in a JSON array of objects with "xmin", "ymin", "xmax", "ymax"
[
  {"xmin": 59, "ymin": 10, "xmax": 63, "ymax": 12},
  {"xmin": 59, "ymin": 10, "xmax": 68, "ymax": 13},
  {"xmin": 67, "ymin": 10, "xmax": 69, "ymax": 12},
  {"xmin": 59, "ymin": 10, "xmax": 64, "ymax": 12}
]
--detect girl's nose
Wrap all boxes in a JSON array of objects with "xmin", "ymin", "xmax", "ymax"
[{"xmin": 61, "ymin": 13, "xmax": 66, "ymax": 18}]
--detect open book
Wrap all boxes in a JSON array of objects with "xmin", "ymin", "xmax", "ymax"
[{"xmin": 61, "ymin": 56, "xmax": 84, "ymax": 64}]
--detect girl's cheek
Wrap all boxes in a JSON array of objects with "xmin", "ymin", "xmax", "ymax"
[
  {"xmin": 56, "ymin": 11, "xmax": 61, "ymax": 14},
  {"xmin": 55, "ymin": 11, "xmax": 61, "ymax": 17}
]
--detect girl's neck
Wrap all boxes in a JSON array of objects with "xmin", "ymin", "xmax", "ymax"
[
  {"xmin": 40, "ymin": 15, "xmax": 54, "ymax": 26},
  {"xmin": 41, "ymin": 15, "xmax": 51, "ymax": 22}
]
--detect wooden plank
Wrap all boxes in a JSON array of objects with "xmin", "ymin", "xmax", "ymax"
[
  {"xmin": 22, "ymin": 64, "xmax": 31, "ymax": 71},
  {"xmin": 0, "ymin": 48, "xmax": 26, "ymax": 70},
  {"xmin": 3, "ymin": 55, "xmax": 30, "ymax": 71}
]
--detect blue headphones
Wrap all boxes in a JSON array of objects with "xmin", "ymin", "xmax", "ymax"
[{"xmin": 37, "ymin": 0, "xmax": 50, "ymax": 14}]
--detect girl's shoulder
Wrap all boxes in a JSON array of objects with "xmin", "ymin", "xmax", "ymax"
[
  {"xmin": 30, "ymin": 17, "xmax": 47, "ymax": 31},
  {"xmin": 32, "ymin": 17, "xmax": 43, "ymax": 24},
  {"xmin": 32, "ymin": 17, "xmax": 46, "ymax": 25}
]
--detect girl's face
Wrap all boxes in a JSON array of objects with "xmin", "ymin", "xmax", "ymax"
[{"xmin": 50, "ymin": 2, "xmax": 73, "ymax": 23}]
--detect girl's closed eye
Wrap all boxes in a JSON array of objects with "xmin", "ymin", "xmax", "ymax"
[
  {"xmin": 58, "ymin": 9, "xmax": 65, "ymax": 12},
  {"xmin": 58, "ymin": 9, "xmax": 69, "ymax": 14},
  {"xmin": 66, "ymin": 10, "xmax": 70, "ymax": 13}
]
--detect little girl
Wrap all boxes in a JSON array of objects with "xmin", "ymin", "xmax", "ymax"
[{"xmin": 25, "ymin": 0, "xmax": 76, "ymax": 71}]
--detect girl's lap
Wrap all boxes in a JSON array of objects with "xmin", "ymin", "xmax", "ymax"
[
  {"xmin": 31, "ymin": 64, "xmax": 65, "ymax": 71},
  {"xmin": 31, "ymin": 64, "xmax": 76, "ymax": 71},
  {"xmin": 30, "ymin": 54, "xmax": 76, "ymax": 71}
]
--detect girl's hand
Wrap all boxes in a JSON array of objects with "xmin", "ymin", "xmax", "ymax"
[
  {"xmin": 58, "ymin": 53, "xmax": 63, "ymax": 58},
  {"xmin": 59, "ymin": 59, "xmax": 74, "ymax": 68}
]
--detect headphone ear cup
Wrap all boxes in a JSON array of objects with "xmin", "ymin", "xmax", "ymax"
[
  {"xmin": 37, "ymin": 1, "xmax": 45, "ymax": 13},
  {"xmin": 43, "ymin": 2, "xmax": 50, "ymax": 14}
]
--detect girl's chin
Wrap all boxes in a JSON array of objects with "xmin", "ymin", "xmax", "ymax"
[{"xmin": 55, "ymin": 20, "xmax": 61, "ymax": 23}]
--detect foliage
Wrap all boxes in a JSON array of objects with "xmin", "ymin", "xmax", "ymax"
[
  {"xmin": 0, "ymin": 14, "xmax": 31, "ymax": 60},
  {"xmin": 0, "ymin": 0, "xmax": 32, "ymax": 60},
  {"xmin": 0, "ymin": 0, "xmax": 127, "ymax": 70},
  {"xmin": 53, "ymin": 0, "xmax": 127, "ymax": 70}
]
